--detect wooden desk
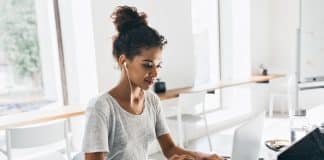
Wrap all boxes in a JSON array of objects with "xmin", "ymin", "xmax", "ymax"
[
  {"xmin": 0, "ymin": 106, "xmax": 85, "ymax": 130},
  {"xmin": 0, "ymin": 74, "xmax": 285, "ymax": 130},
  {"xmin": 158, "ymin": 74, "xmax": 285, "ymax": 100}
]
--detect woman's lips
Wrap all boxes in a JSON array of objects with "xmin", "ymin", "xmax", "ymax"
[{"xmin": 145, "ymin": 79, "xmax": 154, "ymax": 85}]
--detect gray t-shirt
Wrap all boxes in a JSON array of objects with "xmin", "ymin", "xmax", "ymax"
[{"xmin": 82, "ymin": 91, "xmax": 169, "ymax": 160}]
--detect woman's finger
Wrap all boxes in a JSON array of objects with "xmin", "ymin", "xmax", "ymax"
[
  {"xmin": 168, "ymin": 154, "xmax": 195, "ymax": 160},
  {"xmin": 204, "ymin": 153, "xmax": 225, "ymax": 160},
  {"xmin": 168, "ymin": 154, "xmax": 180, "ymax": 160}
]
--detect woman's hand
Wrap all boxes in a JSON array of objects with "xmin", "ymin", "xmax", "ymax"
[
  {"xmin": 168, "ymin": 153, "xmax": 224, "ymax": 160},
  {"xmin": 201, "ymin": 153, "xmax": 224, "ymax": 160},
  {"xmin": 158, "ymin": 134, "xmax": 224, "ymax": 160},
  {"xmin": 168, "ymin": 154, "xmax": 195, "ymax": 160}
]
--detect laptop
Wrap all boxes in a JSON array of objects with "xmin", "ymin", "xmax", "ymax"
[
  {"xmin": 278, "ymin": 127, "xmax": 324, "ymax": 160},
  {"xmin": 225, "ymin": 112, "xmax": 265, "ymax": 160}
]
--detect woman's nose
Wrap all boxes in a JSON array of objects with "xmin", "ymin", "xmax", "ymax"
[{"xmin": 150, "ymin": 66, "xmax": 159, "ymax": 77}]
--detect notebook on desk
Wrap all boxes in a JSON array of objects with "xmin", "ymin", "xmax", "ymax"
[{"xmin": 278, "ymin": 128, "xmax": 324, "ymax": 160}]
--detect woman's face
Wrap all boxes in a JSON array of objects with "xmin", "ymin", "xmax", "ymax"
[{"xmin": 125, "ymin": 47, "xmax": 162, "ymax": 90}]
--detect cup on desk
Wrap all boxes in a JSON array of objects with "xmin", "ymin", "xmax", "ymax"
[{"xmin": 154, "ymin": 78, "xmax": 166, "ymax": 93}]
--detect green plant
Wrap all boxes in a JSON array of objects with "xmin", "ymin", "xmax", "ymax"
[{"xmin": 0, "ymin": 0, "xmax": 41, "ymax": 78}]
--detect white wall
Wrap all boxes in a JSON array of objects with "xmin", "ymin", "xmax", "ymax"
[
  {"xmin": 219, "ymin": 0, "xmax": 233, "ymax": 80},
  {"xmin": 299, "ymin": 0, "xmax": 324, "ymax": 82},
  {"xmin": 59, "ymin": 0, "xmax": 99, "ymax": 105},
  {"xmin": 220, "ymin": 0, "xmax": 252, "ymax": 112},
  {"xmin": 221, "ymin": 0, "xmax": 252, "ymax": 79},
  {"xmin": 220, "ymin": 0, "xmax": 299, "ymax": 113},
  {"xmin": 59, "ymin": 0, "xmax": 99, "ymax": 150},
  {"xmin": 231, "ymin": 0, "xmax": 251, "ymax": 79},
  {"xmin": 250, "ymin": 0, "xmax": 300, "ymax": 113},
  {"xmin": 90, "ymin": 0, "xmax": 117, "ymax": 93},
  {"xmin": 250, "ymin": 0, "xmax": 299, "ymax": 75},
  {"xmin": 249, "ymin": 0, "xmax": 272, "ymax": 113},
  {"xmin": 268, "ymin": 0, "xmax": 299, "ymax": 74},
  {"xmin": 268, "ymin": 0, "xmax": 299, "ymax": 113},
  {"xmin": 191, "ymin": 0, "xmax": 220, "ymax": 85},
  {"xmin": 250, "ymin": 0, "xmax": 271, "ymax": 75}
]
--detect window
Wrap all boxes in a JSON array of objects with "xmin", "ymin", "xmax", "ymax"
[
  {"xmin": 0, "ymin": 0, "xmax": 64, "ymax": 116},
  {"xmin": 219, "ymin": 0, "xmax": 252, "ymax": 113},
  {"xmin": 191, "ymin": 0, "xmax": 253, "ymax": 115},
  {"xmin": 191, "ymin": 0, "xmax": 220, "ymax": 85},
  {"xmin": 189, "ymin": 0, "xmax": 225, "ymax": 114}
]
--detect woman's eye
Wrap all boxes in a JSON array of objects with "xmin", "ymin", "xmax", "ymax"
[
  {"xmin": 143, "ymin": 63, "xmax": 153, "ymax": 68},
  {"xmin": 142, "ymin": 62, "xmax": 162, "ymax": 69},
  {"xmin": 157, "ymin": 64, "xmax": 162, "ymax": 68}
]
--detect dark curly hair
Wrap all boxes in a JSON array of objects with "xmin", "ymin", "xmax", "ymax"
[{"xmin": 111, "ymin": 6, "xmax": 167, "ymax": 61}]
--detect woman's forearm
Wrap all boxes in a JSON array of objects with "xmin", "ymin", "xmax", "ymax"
[
  {"xmin": 159, "ymin": 134, "xmax": 223, "ymax": 160},
  {"xmin": 165, "ymin": 145, "xmax": 206, "ymax": 159},
  {"xmin": 85, "ymin": 152, "xmax": 105, "ymax": 160},
  {"xmin": 166, "ymin": 145, "xmax": 224, "ymax": 160}
]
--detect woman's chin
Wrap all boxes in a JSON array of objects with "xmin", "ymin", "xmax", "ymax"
[
  {"xmin": 142, "ymin": 86, "xmax": 151, "ymax": 90},
  {"xmin": 140, "ymin": 84, "xmax": 152, "ymax": 90}
]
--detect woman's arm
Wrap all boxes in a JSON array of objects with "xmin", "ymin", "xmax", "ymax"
[
  {"xmin": 158, "ymin": 134, "xmax": 224, "ymax": 160},
  {"xmin": 85, "ymin": 152, "xmax": 105, "ymax": 160}
]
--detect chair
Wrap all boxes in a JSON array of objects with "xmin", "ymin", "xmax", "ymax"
[
  {"xmin": 72, "ymin": 152, "xmax": 84, "ymax": 160},
  {"xmin": 169, "ymin": 91, "xmax": 213, "ymax": 151},
  {"xmin": 268, "ymin": 75, "xmax": 294, "ymax": 117},
  {"xmin": 269, "ymin": 93, "xmax": 287, "ymax": 117},
  {"xmin": 3, "ymin": 119, "xmax": 71, "ymax": 160}
]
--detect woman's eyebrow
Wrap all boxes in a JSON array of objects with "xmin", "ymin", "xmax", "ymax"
[
  {"xmin": 142, "ymin": 60, "xmax": 153, "ymax": 62},
  {"xmin": 142, "ymin": 59, "xmax": 162, "ymax": 64}
]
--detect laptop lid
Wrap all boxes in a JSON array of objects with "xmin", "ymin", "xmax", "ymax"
[
  {"xmin": 231, "ymin": 112, "xmax": 265, "ymax": 160},
  {"xmin": 278, "ymin": 128, "xmax": 324, "ymax": 160}
]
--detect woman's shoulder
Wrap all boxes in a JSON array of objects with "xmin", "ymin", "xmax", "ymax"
[
  {"xmin": 87, "ymin": 93, "xmax": 112, "ymax": 114},
  {"xmin": 145, "ymin": 90, "xmax": 162, "ymax": 112},
  {"xmin": 145, "ymin": 90, "xmax": 160, "ymax": 102}
]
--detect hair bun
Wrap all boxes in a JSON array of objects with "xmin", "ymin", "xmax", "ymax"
[{"xmin": 111, "ymin": 6, "xmax": 148, "ymax": 33}]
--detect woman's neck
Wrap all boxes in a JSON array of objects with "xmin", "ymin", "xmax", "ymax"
[
  {"xmin": 113, "ymin": 78, "xmax": 144, "ymax": 102},
  {"xmin": 110, "ymin": 81, "xmax": 144, "ymax": 114}
]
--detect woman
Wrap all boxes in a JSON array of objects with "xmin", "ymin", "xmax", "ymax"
[{"xmin": 82, "ymin": 5, "xmax": 224, "ymax": 160}]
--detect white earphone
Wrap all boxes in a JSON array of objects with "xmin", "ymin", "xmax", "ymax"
[
  {"xmin": 123, "ymin": 62, "xmax": 128, "ymax": 72},
  {"xmin": 122, "ymin": 61, "xmax": 143, "ymax": 106},
  {"xmin": 123, "ymin": 61, "xmax": 133, "ymax": 104}
]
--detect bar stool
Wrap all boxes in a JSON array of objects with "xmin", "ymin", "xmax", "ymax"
[
  {"xmin": 168, "ymin": 91, "xmax": 213, "ymax": 151},
  {"xmin": 268, "ymin": 75, "xmax": 294, "ymax": 117}
]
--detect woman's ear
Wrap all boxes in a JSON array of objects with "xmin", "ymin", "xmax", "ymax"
[{"xmin": 118, "ymin": 54, "xmax": 127, "ymax": 66}]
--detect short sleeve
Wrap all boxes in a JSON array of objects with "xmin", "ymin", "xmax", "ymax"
[
  {"xmin": 82, "ymin": 98, "xmax": 109, "ymax": 153},
  {"xmin": 154, "ymin": 95, "xmax": 170, "ymax": 137}
]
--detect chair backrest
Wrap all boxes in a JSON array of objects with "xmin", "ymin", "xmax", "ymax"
[
  {"xmin": 175, "ymin": 91, "xmax": 208, "ymax": 148},
  {"xmin": 72, "ymin": 152, "xmax": 85, "ymax": 160},
  {"xmin": 178, "ymin": 91, "xmax": 206, "ymax": 112},
  {"xmin": 6, "ymin": 120, "xmax": 67, "ymax": 148},
  {"xmin": 231, "ymin": 112, "xmax": 265, "ymax": 160},
  {"xmin": 287, "ymin": 74, "xmax": 297, "ymax": 116},
  {"xmin": 5, "ymin": 119, "xmax": 70, "ymax": 160}
]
